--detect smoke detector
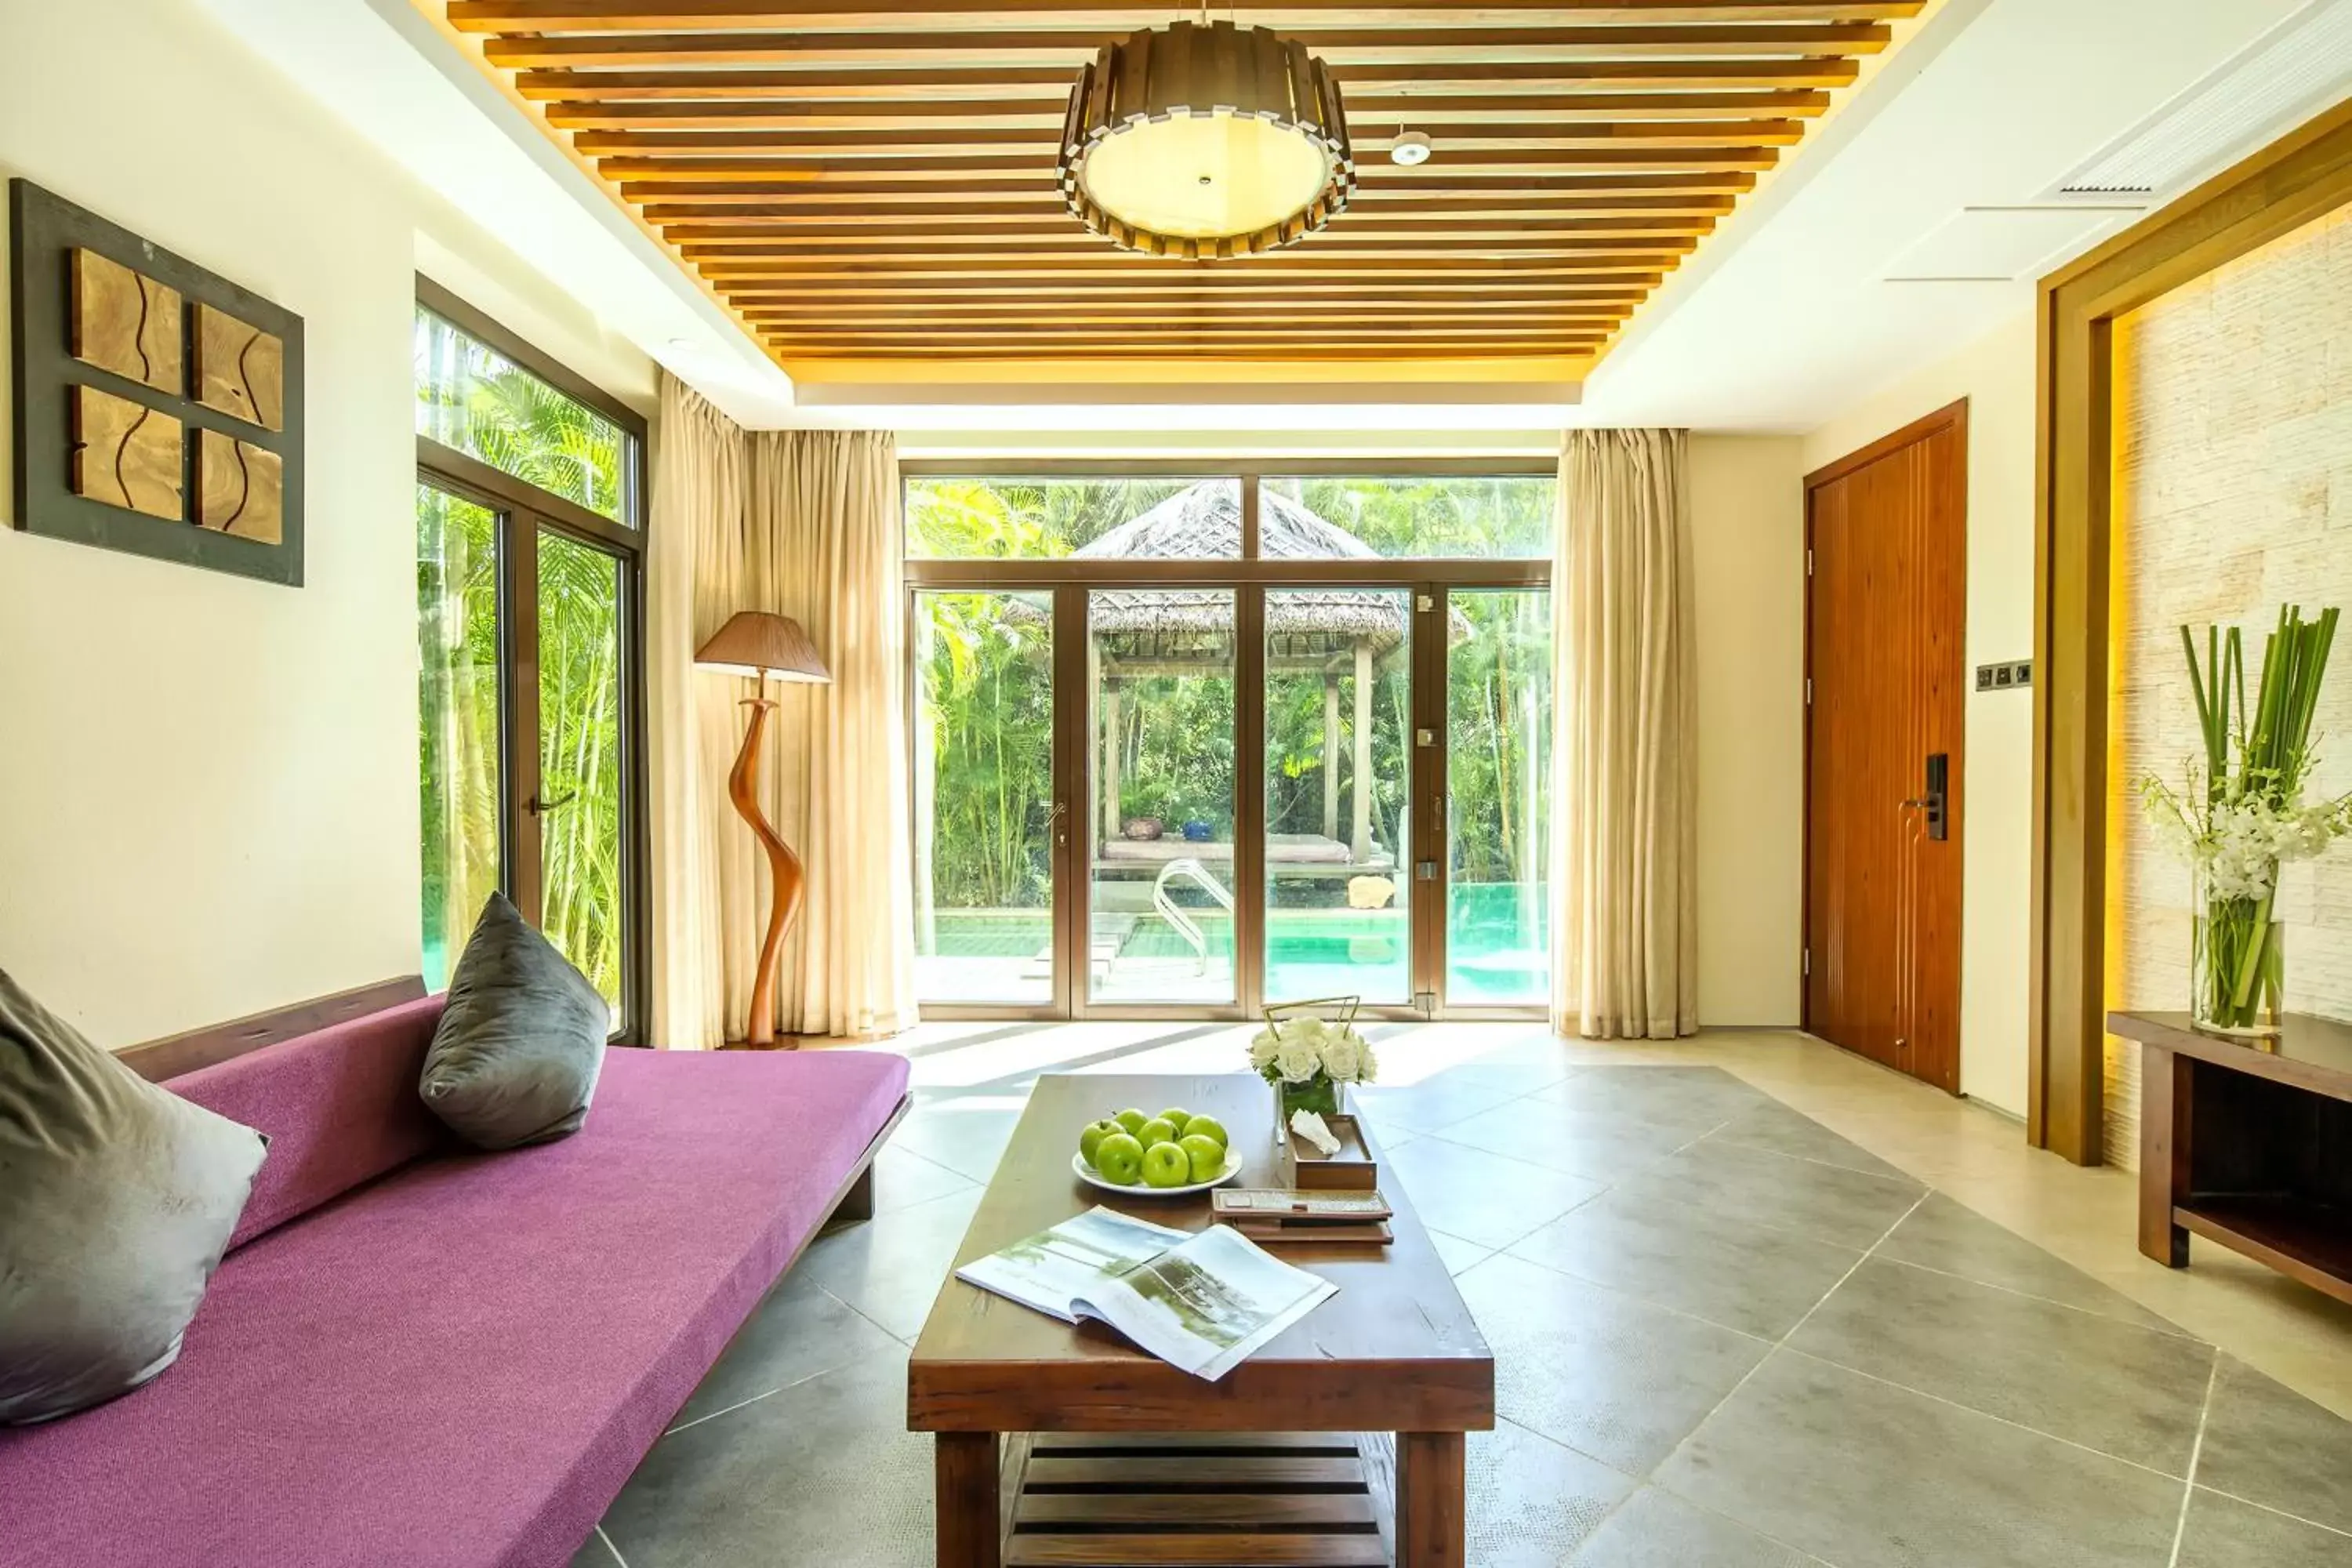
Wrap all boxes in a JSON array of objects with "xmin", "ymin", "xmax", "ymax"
[{"xmin": 1390, "ymin": 132, "xmax": 1434, "ymax": 167}]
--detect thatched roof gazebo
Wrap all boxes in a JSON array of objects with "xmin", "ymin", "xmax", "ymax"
[{"xmin": 1036, "ymin": 481, "xmax": 1456, "ymax": 867}]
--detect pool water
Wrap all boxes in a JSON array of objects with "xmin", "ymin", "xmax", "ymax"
[{"xmin": 920, "ymin": 882, "xmax": 1547, "ymax": 1006}]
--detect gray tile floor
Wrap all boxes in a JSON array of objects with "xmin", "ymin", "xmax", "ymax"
[{"xmin": 572, "ymin": 1030, "xmax": 2352, "ymax": 1568}]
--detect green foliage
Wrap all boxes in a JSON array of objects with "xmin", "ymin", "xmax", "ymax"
[{"xmin": 909, "ymin": 479, "xmax": 1555, "ymax": 922}]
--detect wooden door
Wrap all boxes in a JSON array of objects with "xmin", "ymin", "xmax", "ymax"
[{"xmin": 1804, "ymin": 403, "xmax": 1967, "ymax": 1093}]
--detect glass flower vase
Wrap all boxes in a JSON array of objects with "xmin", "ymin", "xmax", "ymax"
[
  {"xmin": 1275, "ymin": 1073, "xmax": 1341, "ymax": 1138},
  {"xmin": 2192, "ymin": 866, "xmax": 2284, "ymax": 1036}
]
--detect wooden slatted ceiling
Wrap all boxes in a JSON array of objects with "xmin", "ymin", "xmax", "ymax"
[{"xmin": 434, "ymin": 2, "xmax": 1916, "ymax": 369}]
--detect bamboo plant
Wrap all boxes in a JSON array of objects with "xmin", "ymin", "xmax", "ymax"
[{"xmin": 2141, "ymin": 605, "xmax": 2352, "ymax": 1032}]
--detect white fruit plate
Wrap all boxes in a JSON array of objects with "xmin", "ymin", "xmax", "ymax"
[{"xmin": 1071, "ymin": 1146, "xmax": 1244, "ymax": 1197}]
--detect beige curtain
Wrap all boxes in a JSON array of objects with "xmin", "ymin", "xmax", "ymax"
[
  {"xmin": 648, "ymin": 373, "xmax": 917, "ymax": 1045},
  {"xmin": 1551, "ymin": 428, "xmax": 1698, "ymax": 1040}
]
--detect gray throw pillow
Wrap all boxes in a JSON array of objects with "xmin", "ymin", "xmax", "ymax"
[
  {"xmin": 0, "ymin": 971, "xmax": 268, "ymax": 1425},
  {"xmin": 420, "ymin": 891, "xmax": 607, "ymax": 1150}
]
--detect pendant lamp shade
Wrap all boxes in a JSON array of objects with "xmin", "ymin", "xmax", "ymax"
[
  {"xmin": 1058, "ymin": 20, "xmax": 1356, "ymax": 260},
  {"xmin": 695, "ymin": 611, "xmax": 830, "ymax": 684}
]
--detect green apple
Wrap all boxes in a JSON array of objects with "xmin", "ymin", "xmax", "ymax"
[
  {"xmin": 1156, "ymin": 1107, "xmax": 1192, "ymax": 1133},
  {"xmin": 1113, "ymin": 1108, "xmax": 1149, "ymax": 1135},
  {"xmin": 1077, "ymin": 1119, "xmax": 1120, "ymax": 1167},
  {"xmin": 1181, "ymin": 1115, "xmax": 1228, "ymax": 1151},
  {"xmin": 1142, "ymin": 1142, "xmax": 1192, "ymax": 1189},
  {"xmin": 1136, "ymin": 1116, "xmax": 1180, "ymax": 1149},
  {"xmin": 1178, "ymin": 1132, "xmax": 1226, "ymax": 1182},
  {"xmin": 1092, "ymin": 1131, "xmax": 1145, "ymax": 1185}
]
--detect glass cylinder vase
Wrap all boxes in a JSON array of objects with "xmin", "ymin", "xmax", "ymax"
[
  {"xmin": 2192, "ymin": 865, "xmax": 2284, "ymax": 1036},
  {"xmin": 1275, "ymin": 1073, "xmax": 1340, "ymax": 1138}
]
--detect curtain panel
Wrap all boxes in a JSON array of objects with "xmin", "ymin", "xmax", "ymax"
[
  {"xmin": 1552, "ymin": 428, "xmax": 1699, "ymax": 1040},
  {"xmin": 648, "ymin": 374, "xmax": 917, "ymax": 1045}
]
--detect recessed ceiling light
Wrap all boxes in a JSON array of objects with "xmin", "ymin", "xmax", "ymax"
[{"xmin": 1390, "ymin": 132, "xmax": 1434, "ymax": 167}]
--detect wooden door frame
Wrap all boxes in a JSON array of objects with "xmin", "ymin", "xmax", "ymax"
[
  {"xmin": 2030, "ymin": 100, "xmax": 2352, "ymax": 1165},
  {"xmin": 1800, "ymin": 398, "xmax": 1969, "ymax": 1091},
  {"xmin": 899, "ymin": 459, "xmax": 1555, "ymax": 1023}
]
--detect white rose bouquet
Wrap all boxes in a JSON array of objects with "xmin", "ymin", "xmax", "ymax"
[
  {"xmin": 1248, "ymin": 1007, "xmax": 1377, "ymax": 1123},
  {"xmin": 2140, "ymin": 606, "xmax": 2350, "ymax": 1033}
]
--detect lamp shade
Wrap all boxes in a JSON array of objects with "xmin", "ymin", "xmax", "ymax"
[
  {"xmin": 1058, "ymin": 20, "xmax": 1355, "ymax": 260},
  {"xmin": 694, "ymin": 611, "xmax": 830, "ymax": 684}
]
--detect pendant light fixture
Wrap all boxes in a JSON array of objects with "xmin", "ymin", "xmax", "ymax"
[{"xmin": 1057, "ymin": 15, "xmax": 1356, "ymax": 260}]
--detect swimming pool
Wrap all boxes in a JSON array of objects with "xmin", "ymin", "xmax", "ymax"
[{"xmin": 917, "ymin": 882, "xmax": 1548, "ymax": 1007}]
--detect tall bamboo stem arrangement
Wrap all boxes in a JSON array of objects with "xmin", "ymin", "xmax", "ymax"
[{"xmin": 2142, "ymin": 605, "xmax": 2352, "ymax": 1033}]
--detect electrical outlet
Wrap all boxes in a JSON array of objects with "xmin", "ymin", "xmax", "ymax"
[{"xmin": 1976, "ymin": 660, "xmax": 2034, "ymax": 691}]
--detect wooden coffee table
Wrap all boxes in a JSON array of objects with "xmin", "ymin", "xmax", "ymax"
[{"xmin": 908, "ymin": 1073, "xmax": 1494, "ymax": 1568}]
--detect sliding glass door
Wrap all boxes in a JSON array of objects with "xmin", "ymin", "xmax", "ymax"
[
  {"xmin": 911, "ymin": 589, "xmax": 1058, "ymax": 1007},
  {"xmin": 902, "ymin": 466, "xmax": 1555, "ymax": 1022},
  {"xmin": 1263, "ymin": 587, "xmax": 1413, "ymax": 1005},
  {"xmin": 1444, "ymin": 589, "xmax": 1554, "ymax": 1007},
  {"xmin": 1090, "ymin": 589, "xmax": 1238, "ymax": 1007}
]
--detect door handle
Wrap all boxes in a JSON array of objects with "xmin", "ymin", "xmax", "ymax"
[
  {"xmin": 1905, "ymin": 753, "xmax": 1949, "ymax": 841},
  {"xmin": 527, "ymin": 791, "xmax": 578, "ymax": 816}
]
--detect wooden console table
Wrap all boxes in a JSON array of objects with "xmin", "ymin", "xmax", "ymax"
[{"xmin": 2107, "ymin": 1011, "xmax": 2352, "ymax": 1305}]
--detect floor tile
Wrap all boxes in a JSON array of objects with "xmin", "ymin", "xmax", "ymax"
[
  {"xmin": 1465, "ymin": 1419, "xmax": 1635, "ymax": 1567},
  {"xmin": 566, "ymin": 1526, "xmax": 624, "ymax": 1568},
  {"xmin": 1701, "ymin": 1101, "xmax": 1913, "ymax": 1181},
  {"xmin": 885, "ymin": 1102, "xmax": 1020, "ymax": 1184},
  {"xmin": 1352, "ymin": 1062, "xmax": 1561, "ymax": 1135},
  {"xmin": 1614, "ymin": 1138, "xmax": 1924, "ymax": 1251},
  {"xmin": 1873, "ymin": 1193, "xmax": 2187, "ymax": 1334},
  {"xmin": 2194, "ymin": 1355, "xmax": 2352, "ymax": 1535},
  {"xmin": 1569, "ymin": 1486, "xmax": 1828, "ymax": 1567},
  {"xmin": 1787, "ymin": 1258, "xmax": 2216, "ymax": 1475},
  {"xmin": 1437, "ymin": 1098, "xmax": 1708, "ymax": 1184},
  {"xmin": 866, "ymin": 1144, "xmax": 978, "ymax": 1214},
  {"xmin": 1425, "ymin": 1226, "xmax": 1495, "ymax": 1276},
  {"xmin": 2175, "ymin": 1488, "xmax": 2352, "ymax": 1568},
  {"xmin": 1657, "ymin": 1350, "xmax": 2186, "ymax": 1568},
  {"xmin": 600, "ymin": 1356, "xmax": 931, "ymax": 1568},
  {"xmin": 789, "ymin": 1187, "xmax": 982, "ymax": 1341},
  {"xmin": 1508, "ymin": 1185, "xmax": 1864, "ymax": 1339},
  {"xmin": 1535, "ymin": 1065, "xmax": 1772, "ymax": 1132},
  {"xmin": 670, "ymin": 1271, "xmax": 905, "ymax": 1429},
  {"xmin": 1384, "ymin": 1136, "xmax": 1605, "ymax": 1250},
  {"xmin": 1458, "ymin": 1254, "xmax": 1769, "ymax": 1477}
]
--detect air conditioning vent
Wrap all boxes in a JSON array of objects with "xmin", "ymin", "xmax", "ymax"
[{"xmin": 2053, "ymin": 0, "xmax": 2352, "ymax": 200}]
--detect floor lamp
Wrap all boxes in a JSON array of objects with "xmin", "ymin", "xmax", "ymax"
[{"xmin": 694, "ymin": 611, "xmax": 831, "ymax": 1048}]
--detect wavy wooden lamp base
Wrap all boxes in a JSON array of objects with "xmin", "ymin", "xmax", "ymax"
[{"xmin": 728, "ymin": 695, "xmax": 804, "ymax": 1049}]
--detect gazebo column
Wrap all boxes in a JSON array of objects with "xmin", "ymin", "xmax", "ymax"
[
  {"xmin": 1351, "ymin": 641, "xmax": 1374, "ymax": 861},
  {"xmin": 1321, "ymin": 674, "xmax": 1341, "ymax": 841},
  {"xmin": 1102, "ymin": 677, "xmax": 1123, "ymax": 841}
]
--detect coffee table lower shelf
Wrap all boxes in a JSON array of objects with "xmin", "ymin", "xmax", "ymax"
[{"xmin": 997, "ymin": 1432, "xmax": 1397, "ymax": 1567}]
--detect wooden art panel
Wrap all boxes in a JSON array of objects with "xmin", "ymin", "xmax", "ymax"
[
  {"xmin": 70, "ymin": 248, "xmax": 181, "ymax": 394},
  {"xmin": 9, "ymin": 179, "xmax": 305, "ymax": 586},
  {"xmin": 193, "ymin": 301, "xmax": 285, "ymax": 431},
  {"xmin": 194, "ymin": 427, "xmax": 285, "ymax": 543},
  {"xmin": 70, "ymin": 384, "xmax": 182, "ymax": 521}
]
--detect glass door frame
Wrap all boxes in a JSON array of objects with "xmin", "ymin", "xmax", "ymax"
[
  {"xmin": 416, "ymin": 285, "xmax": 648, "ymax": 1041},
  {"xmin": 903, "ymin": 459, "xmax": 1552, "ymax": 1025}
]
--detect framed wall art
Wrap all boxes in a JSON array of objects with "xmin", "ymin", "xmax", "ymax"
[{"xmin": 8, "ymin": 179, "xmax": 304, "ymax": 586}]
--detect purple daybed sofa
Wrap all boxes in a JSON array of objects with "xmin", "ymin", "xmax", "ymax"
[{"xmin": 0, "ymin": 994, "xmax": 912, "ymax": 1568}]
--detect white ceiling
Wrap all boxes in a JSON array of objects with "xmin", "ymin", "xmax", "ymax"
[
  {"xmin": 1587, "ymin": 0, "xmax": 2348, "ymax": 432},
  {"xmin": 198, "ymin": 0, "xmax": 2350, "ymax": 439}
]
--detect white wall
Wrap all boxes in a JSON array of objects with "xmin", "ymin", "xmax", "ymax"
[
  {"xmin": 1690, "ymin": 436, "xmax": 1808, "ymax": 1026},
  {"xmin": 0, "ymin": 0, "xmax": 652, "ymax": 1046},
  {"xmin": 1799, "ymin": 307, "xmax": 2038, "ymax": 1115}
]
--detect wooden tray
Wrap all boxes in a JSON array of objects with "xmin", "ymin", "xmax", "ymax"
[{"xmin": 1282, "ymin": 1112, "xmax": 1378, "ymax": 1190}]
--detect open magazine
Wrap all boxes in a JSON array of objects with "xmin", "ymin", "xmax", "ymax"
[{"xmin": 956, "ymin": 1207, "xmax": 1338, "ymax": 1381}]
